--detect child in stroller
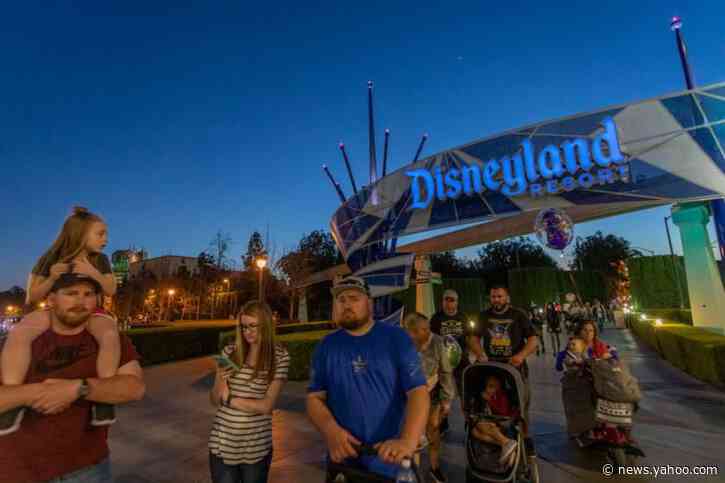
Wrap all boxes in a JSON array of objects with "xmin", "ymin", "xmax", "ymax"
[
  {"xmin": 463, "ymin": 362, "xmax": 540, "ymax": 483},
  {"xmin": 471, "ymin": 375, "xmax": 519, "ymax": 467}
]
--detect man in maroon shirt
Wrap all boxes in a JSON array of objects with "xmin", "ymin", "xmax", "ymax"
[{"xmin": 0, "ymin": 273, "xmax": 145, "ymax": 482}]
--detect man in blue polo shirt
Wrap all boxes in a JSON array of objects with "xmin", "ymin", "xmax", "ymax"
[{"xmin": 306, "ymin": 276, "xmax": 429, "ymax": 479}]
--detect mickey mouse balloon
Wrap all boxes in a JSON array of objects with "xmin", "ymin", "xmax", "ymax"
[{"xmin": 534, "ymin": 208, "xmax": 574, "ymax": 251}]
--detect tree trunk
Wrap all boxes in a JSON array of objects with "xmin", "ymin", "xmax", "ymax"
[{"xmin": 289, "ymin": 290, "xmax": 295, "ymax": 320}]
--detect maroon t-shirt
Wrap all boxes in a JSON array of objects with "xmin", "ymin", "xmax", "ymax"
[{"xmin": 0, "ymin": 329, "xmax": 140, "ymax": 483}]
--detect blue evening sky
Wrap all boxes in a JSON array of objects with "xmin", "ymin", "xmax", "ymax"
[{"xmin": 2, "ymin": 1, "xmax": 724, "ymax": 289}]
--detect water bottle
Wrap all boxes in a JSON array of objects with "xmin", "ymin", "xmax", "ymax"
[{"xmin": 395, "ymin": 458, "xmax": 416, "ymax": 483}]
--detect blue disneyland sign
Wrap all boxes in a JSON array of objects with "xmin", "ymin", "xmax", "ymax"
[{"xmin": 406, "ymin": 117, "xmax": 630, "ymax": 209}]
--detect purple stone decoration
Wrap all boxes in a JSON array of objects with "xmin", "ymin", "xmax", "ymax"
[{"xmin": 534, "ymin": 208, "xmax": 574, "ymax": 251}]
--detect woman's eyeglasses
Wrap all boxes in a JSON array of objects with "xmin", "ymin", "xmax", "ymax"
[{"xmin": 241, "ymin": 324, "xmax": 259, "ymax": 332}]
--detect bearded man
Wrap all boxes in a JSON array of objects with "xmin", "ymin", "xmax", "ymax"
[
  {"xmin": 0, "ymin": 273, "xmax": 145, "ymax": 482},
  {"xmin": 306, "ymin": 276, "xmax": 429, "ymax": 481}
]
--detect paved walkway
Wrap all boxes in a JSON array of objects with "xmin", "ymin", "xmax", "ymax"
[{"xmin": 109, "ymin": 328, "xmax": 725, "ymax": 483}]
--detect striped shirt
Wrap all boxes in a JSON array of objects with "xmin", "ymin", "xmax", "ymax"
[{"xmin": 208, "ymin": 344, "xmax": 290, "ymax": 464}]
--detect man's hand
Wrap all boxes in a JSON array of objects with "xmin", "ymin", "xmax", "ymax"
[
  {"xmin": 375, "ymin": 438, "xmax": 417, "ymax": 465},
  {"xmin": 44, "ymin": 404, "xmax": 72, "ymax": 415},
  {"xmin": 324, "ymin": 424, "xmax": 361, "ymax": 463},
  {"xmin": 510, "ymin": 353, "xmax": 525, "ymax": 367},
  {"xmin": 32, "ymin": 379, "xmax": 81, "ymax": 415}
]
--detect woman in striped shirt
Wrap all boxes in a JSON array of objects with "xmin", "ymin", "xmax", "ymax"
[{"xmin": 209, "ymin": 300, "xmax": 290, "ymax": 483}]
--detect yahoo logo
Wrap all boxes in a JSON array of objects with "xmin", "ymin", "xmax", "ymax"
[{"xmin": 406, "ymin": 117, "xmax": 628, "ymax": 209}]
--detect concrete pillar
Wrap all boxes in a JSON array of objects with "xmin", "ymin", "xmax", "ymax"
[
  {"xmin": 415, "ymin": 255, "xmax": 436, "ymax": 318},
  {"xmin": 671, "ymin": 202, "xmax": 725, "ymax": 334},
  {"xmin": 298, "ymin": 288, "xmax": 309, "ymax": 323}
]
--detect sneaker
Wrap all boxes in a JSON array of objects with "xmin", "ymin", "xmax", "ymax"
[
  {"xmin": 0, "ymin": 407, "xmax": 25, "ymax": 436},
  {"xmin": 499, "ymin": 439, "xmax": 517, "ymax": 464},
  {"xmin": 430, "ymin": 467, "xmax": 447, "ymax": 483},
  {"xmin": 91, "ymin": 403, "xmax": 117, "ymax": 426}
]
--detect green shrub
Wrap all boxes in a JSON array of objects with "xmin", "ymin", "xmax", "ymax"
[
  {"xmin": 276, "ymin": 321, "xmax": 336, "ymax": 335},
  {"xmin": 124, "ymin": 319, "xmax": 334, "ymax": 380},
  {"xmin": 638, "ymin": 308, "xmax": 692, "ymax": 325},
  {"xmin": 128, "ymin": 326, "xmax": 232, "ymax": 366},
  {"xmin": 217, "ymin": 328, "xmax": 335, "ymax": 381},
  {"xmin": 218, "ymin": 324, "xmax": 335, "ymax": 352},
  {"xmin": 629, "ymin": 318, "xmax": 725, "ymax": 385},
  {"xmin": 627, "ymin": 256, "xmax": 689, "ymax": 309}
]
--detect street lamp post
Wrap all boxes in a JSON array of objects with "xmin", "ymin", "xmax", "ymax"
[
  {"xmin": 255, "ymin": 256, "xmax": 268, "ymax": 302},
  {"xmin": 166, "ymin": 289, "xmax": 175, "ymax": 322},
  {"xmin": 223, "ymin": 278, "xmax": 230, "ymax": 317}
]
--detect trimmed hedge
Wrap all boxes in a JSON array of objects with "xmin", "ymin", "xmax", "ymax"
[
  {"xmin": 127, "ymin": 325, "xmax": 233, "ymax": 366},
  {"xmin": 125, "ymin": 320, "xmax": 335, "ymax": 382},
  {"xmin": 627, "ymin": 256, "xmax": 689, "ymax": 309},
  {"xmin": 637, "ymin": 308, "xmax": 692, "ymax": 325},
  {"xmin": 628, "ymin": 317, "xmax": 725, "ymax": 386},
  {"xmin": 276, "ymin": 321, "xmax": 336, "ymax": 335},
  {"xmin": 509, "ymin": 268, "xmax": 608, "ymax": 308},
  {"xmin": 218, "ymin": 329, "xmax": 334, "ymax": 381}
]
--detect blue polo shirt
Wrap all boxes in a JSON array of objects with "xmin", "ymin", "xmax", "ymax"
[{"xmin": 308, "ymin": 322, "xmax": 426, "ymax": 477}]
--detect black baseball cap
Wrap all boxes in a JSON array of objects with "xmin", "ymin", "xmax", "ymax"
[
  {"xmin": 331, "ymin": 276, "xmax": 371, "ymax": 298},
  {"xmin": 50, "ymin": 273, "xmax": 103, "ymax": 294}
]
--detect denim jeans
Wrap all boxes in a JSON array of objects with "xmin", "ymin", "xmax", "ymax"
[
  {"xmin": 209, "ymin": 451, "xmax": 272, "ymax": 483},
  {"xmin": 46, "ymin": 458, "xmax": 112, "ymax": 482}
]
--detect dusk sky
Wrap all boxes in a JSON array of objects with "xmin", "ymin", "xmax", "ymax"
[{"xmin": 2, "ymin": 1, "xmax": 724, "ymax": 290}]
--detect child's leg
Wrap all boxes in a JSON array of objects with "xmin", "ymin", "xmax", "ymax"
[
  {"xmin": 472, "ymin": 424, "xmax": 498, "ymax": 445},
  {"xmin": 87, "ymin": 315, "xmax": 120, "ymax": 378},
  {"xmin": 474, "ymin": 422, "xmax": 510, "ymax": 447},
  {"xmin": 1, "ymin": 311, "xmax": 51, "ymax": 385}
]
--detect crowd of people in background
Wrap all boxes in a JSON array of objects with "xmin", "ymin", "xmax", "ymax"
[{"xmin": 526, "ymin": 297, "xmax": 618, "ymax": 358}]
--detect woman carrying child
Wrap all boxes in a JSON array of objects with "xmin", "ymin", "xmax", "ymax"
[{"xmin": 577, "ymin": 320, "xmax": 618, "ymax": 361}]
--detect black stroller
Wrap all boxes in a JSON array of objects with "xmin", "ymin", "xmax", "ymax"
[{"xmin": 462, "ymin": 362, "xmax": 541, "ymax": 483}]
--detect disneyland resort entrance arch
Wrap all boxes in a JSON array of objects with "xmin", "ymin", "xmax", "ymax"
[{"xmin": 303, "ymin": 82, "xmax": 725, "ymax": 333}]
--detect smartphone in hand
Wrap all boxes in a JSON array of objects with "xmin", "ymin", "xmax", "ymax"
[{"xmin": 212, "ymin": 354, "xmax": 242, "ymax": 372}]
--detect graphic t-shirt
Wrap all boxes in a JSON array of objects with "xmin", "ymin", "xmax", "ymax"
[
  {"xmin": 308, "ymin": 322, "xmax": 426, "ymax": 478},
  {"xmin": 429, "ymin": 310, "xmax": 469, "ymax": 360},
  {"xmin": 429, "ymin": 310, "xmax": 466, "ymax": 340},
  {"xmin": 0, "ymin": 329, "xmax": 140, "ymax": 483},
  {"xmin": 478, "ymin": 306, "xmax": 536, "ymax": 378}
]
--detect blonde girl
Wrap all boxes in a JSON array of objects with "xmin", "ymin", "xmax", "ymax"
[
  {"xmin": 208, "ymin": 301, "xmax": 290, "ymax": 483},
  {"xmin": 0, "ymin": 207, "xmax": 120, "ymax": 434}
]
